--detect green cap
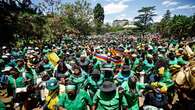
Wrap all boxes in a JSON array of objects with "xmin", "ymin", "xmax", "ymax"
[{"xmin": 46, "ymin": 78, "xmax": 59, "ymax": 91}]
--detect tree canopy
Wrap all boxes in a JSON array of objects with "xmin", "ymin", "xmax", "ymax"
[{"xmin": 93, "ymin": 3, "xmax": 104, "ymax": 34}]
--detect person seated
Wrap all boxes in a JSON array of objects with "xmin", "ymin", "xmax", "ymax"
[
  {"xmin": 58, "ymin": 81, "xmax": 92, "ymax": 110},
  {"xmin": 92, "ymin": 81, "xmax": 128, "ymax": 110},
  {"xmin": 69, "ymin": 65, "xmax": 88, "ymax": 89},
  {"xmin": 86, "ymin": 69, "xmax": 104, "ymax": 98},
  {"xmin": 43, "ymin": 78, "xmax": 60, "ymax": 110},
  {"xmin": 121, "ymin": 76, "xmax": 146, "ymax": 110},
  {"xmin": 115, "ymin": 65, "xmax": 134, "ymax": 85}
]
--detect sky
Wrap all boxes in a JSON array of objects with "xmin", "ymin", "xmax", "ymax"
[{"xmin": 32, "ymin": 0, "xmax": 195, "ymax": 23}]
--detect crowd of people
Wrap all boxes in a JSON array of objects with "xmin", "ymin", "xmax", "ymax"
[{"xmin": 0, "ymin": 34, "xmax": 195, "ymax": 110}]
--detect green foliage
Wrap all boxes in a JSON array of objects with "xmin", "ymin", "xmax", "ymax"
[
  {"xmin": 134, "ymin": 6, "xmax": 156, "ymax": 34},
  {"xmin": 157, "ymin": 10, "xmax": 171, "ymax": 37},
  {"xmin": 0, "ymin": 0, "xmax": 33, "ymax": 44},
  {"xmin": 60, "ymin": 0, "xmax": 93, "ymax": 36},
  {"xmin": 93, "ymin": 3, "xmax": 104, "ymax": 34},
  {"xmin": 157, "ymin": 11, "xmax": 195, "ymax": 39}
]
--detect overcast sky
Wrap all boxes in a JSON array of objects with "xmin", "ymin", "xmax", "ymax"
[{"xmin": 32, "ymin": 0, "xmax": 195, "ymax": 23}]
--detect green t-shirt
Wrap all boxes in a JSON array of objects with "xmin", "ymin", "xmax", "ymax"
[
  {"xmin": 58, "ymin": 89, "xmax": 92, "ymax": 110},
  {"xmin": 142, "ymin": 60, "xmax": 154, "ymax": 73},
  {"xmin": 169, "ymin": 58, "xmax": 178, "ymax": 65},
  {"xmin": 121, "ymin": 81, "xmax": 145, "ymax": 110},
  {"xmin": 87, "ymin": 74, "xmax": 104, "ymax": 92},
  {"xmin": 0, "ymin": 101, "xmax": 5, "ymax": 110},
  {"xmin": 93, "ymin": 61, "xmax": 101, "ymax": 70},
  {"xmin": 116, "ymin": 71, "xmax": 134, "ymax": 85},
  {"xmin": 69, "ymin": 71, "xmax": 88, "ymax": 89},
  {"xmin": 160, "ymin": 70, "xmax": 174, "ymax": 88},
  {"xmin": 132, "ymin": 58, "xmax": 140, "ymax": 71},
  {"xmin": 93, "ymin": 89, "xmax": 128, "ymax": 110},
  {"xmin": 7, "ymin": 75, "xmax": 16, "ymax": 96},
  {"xmin": 16, "ymin": 77, "xmax": 26, "ymax": 88},
  {"xmin": 177, "ymin": 57, "xmax": 188, "ymax": 65}
]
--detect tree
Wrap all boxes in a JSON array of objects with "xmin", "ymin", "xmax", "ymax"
[
  {"xmin": 0, "ymin": 0, "xmax": 39, "ymax": 46},
  {"xmin": 162, "ymin": 10, "xmax": 171, "ymax": 21},
  {"xmin": 134, "ymin": 6, "xmax": 156, "ymax": 34},
  {"xmin": 169, "ymin": 15, "xmax": 192, "ymax": 40},
  {"xmin": 157, "ymin": 10, "xmax": 171, "ymax": 37},
  {"xmin": 93, "ymin": 3, "xmax": 104, "ymax": 34},
  {"xmin": 61, "ymin": 0, "xmax": 93, "ymax": 36}
]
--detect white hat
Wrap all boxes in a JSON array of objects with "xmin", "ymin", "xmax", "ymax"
[
  {"xmin": 132, "ymin": 54, "xmax": 137, "ymax": 57},
  {"xmin": 35, "ymin": 47, "xmax": 39, "ymax": 50},
  {"xmin": 2, "ymin": 46, "xmax": 6, "ymax": 49},
  {"xmin": 5, "ymin": 53, "xmax": 11, "ymax": 56},
  {"xmin": 2, "ymin": 55, "xmax": 8, "ymax": 59},
  {"xmin": 2, "ymin": 66, "xmax": 13, "ymax": 72},
  {"xmin": 28, "ymin": 47, "xmax": 32, "ymax": 50},
  {"xmin": 147, "ymin": 54, "xmax": 153, "ymax": 58}
]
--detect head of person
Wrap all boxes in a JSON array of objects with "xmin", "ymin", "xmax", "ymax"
[
  {"xmin": 168, "ymin": 52, "xmax": 175, "ymax": 60},
  {"xmin": 131, "ymin": 54, "xmax": 137, "ymax": 61},
  {"xmin": 17, "ymin": 59, "xmax": 24, "ymax": 67},
  {"xmin": 65, "ymin": 81, "xmax": 78, "ymax": 100},
  {"xmin": 100, "ymin": 81, "xmax": 116, "ymax": 99},
  {"xmin": 80, "ymin": 56, "xmax": 86, "ymax": 62},
  {"xmin": 128, "ymin": 76, "xmax": 138, "ymax": 89},
  {"xmin": 0, "ymin": 75, "xmax": 9, "ymax": 91},
  {"xmin": 41, "ymin": 71, "xmax": 50, "ymax": 81},
  {"xmin": 91, "ymin": 69, "xmax": 101, "ymax": 81},
  {"xmin": 10, "ymin": 68, "xmax": 20, "ymax": 79},
  {"xmin": 46, "ymin": 78, "xmax": 59, "ymax": 93},
  {"xmin": 72, "ymin": 64, "xmax": 81, "ymax": 76},
  {"xmin": 57, "ymin": 61, "xmax": 68, "ymax": 73},
  {"xmin": 147, "ymin": 54, "xmax": 153, "ymax": 63},
  {"xmin": 93, "ymin": 58, "xmax": 97, "ymax": 64},
  {"xmin": 101, "ymin": 65, "xmax": 113, "ymax": 79},
  {"xmin": 121, "ymin": 65, "xmax": 130, "ymax": 77},
  {"xmin": 43, "ymin": 57, "xmax": 49, "ymax": 63},
  {"xmin": 107, "ymin": 57, "xmax": 112, "ymax": 63}
]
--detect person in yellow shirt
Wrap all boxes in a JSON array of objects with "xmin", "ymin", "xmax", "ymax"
[{"xmin": 43, "ymin": 78, "xmax": 60, "ymax": 110}]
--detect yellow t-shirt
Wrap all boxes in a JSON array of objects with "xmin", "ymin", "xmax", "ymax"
[{"xmin": 45, "ymin": 95, "xmax": 59, "ymax": 110}]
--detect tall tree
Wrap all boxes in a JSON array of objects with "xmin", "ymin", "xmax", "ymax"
[
  {"xmin": 158, "ymin": 10, "xmax": 171, "ymax": 37},
  {"xmin": 169, "ymin": 15, "xmax": 192, "ymax": 40},
  {"xmin": 61, "ymin": 0, "xmax": 93, "ymax": 36},
  {"xmin": 134, "ymin": 6, "xmax": 156, "ymax": 34},
  {"xmin": 162, "ymin": 10, "xmax": 171, "ymax": 21},
  {"xmin": 93, "ymin": 3, "xmax": 104, "ymax": 34}
]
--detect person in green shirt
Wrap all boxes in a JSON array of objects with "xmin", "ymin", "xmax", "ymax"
[
  {"xmin": 92, "ymin": 58, "xmax": 101, "ymax": 70},
  {"xmin": 15, "ymin": 59, "xmax": 26, "ymax": 74},
  {"xmin": 92, "ymin": 81, "xmax": 128, "ymax": 110},
  {"xmin": 86, "ymin": 69, "xmax": 104, "ymax": 98},
  {"xmin": 115, "ymin": 65, "xmax": 134, "ymax": 85},
  {"xmin": 69, "ymin": 65, "xmax": 88, "ymax": 89},
  {"xmin": 142, "ymin": 54, "xmax": 154, "ymax": 74},
  {"xmin": 0, "ymin": 75, "xmax": 13, "ymax": 110},
  {"xmin": 121, "ymin": 76, "xmax": 146, "ymax": 110},
  {"xmin": 58, "ymin": 82, "xmax": 92, "ymax": 110},
  {"xmin": 100, "ymin": 64, "xmax": 114, "ymax": 81},
  {"xmin": 131, "ymin": 54, "xmax": 140, "ymax": 71},
  {"xmin": 24, "ymin": 65, "xmax": 37, "ymax": 85},
  {"xmin": 168, "ymin": 52, "xmax": 178, "ymax": 65},
  {"xmin": 42, "ymin": 56, "xmax": 54, "ymax": 70},
  {"xmin": 0, "ymin": 100, "xmax": 6, "ymax": 110}
]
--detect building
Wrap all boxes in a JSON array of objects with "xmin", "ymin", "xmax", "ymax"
[{"xmin": 112, "ymin": 19, "xmax": 129, "ymax": 27}]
